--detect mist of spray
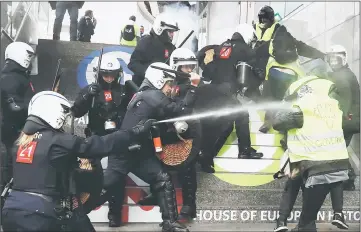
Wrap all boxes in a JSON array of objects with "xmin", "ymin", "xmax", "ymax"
[
  {"xmin": 161, "ymin": 3, "xmax": 198, "ymax": 52},
  {"xmin": 155, "ymin": 101, "xmax": 292, "ymax": 124}
]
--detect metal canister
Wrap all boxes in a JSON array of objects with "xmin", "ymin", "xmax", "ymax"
[{"xmin": 235, "ymin": 62, "xmax": 254, "ymax": 88}]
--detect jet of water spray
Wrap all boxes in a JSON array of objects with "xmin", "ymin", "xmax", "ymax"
[{"xmin": 154, "ymin": 101, "xmax": 292, "ymax": 125}]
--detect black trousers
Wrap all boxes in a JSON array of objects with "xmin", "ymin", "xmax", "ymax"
[
  {"xmin": 278, "ymin": 176, "xmax": 344, "ymax": 223},
  {"xmin": 2, "ymin": 208, "xmax": 59, "ymax": 231},
  {"xmin": 298, "ymin": 182, "xmax": 343, "ymax": 231},
  {"xmin": 177, "ymin": 162, "xmax": 197, "ymax": 207},
  {"xmin": 102, "ymin": 149, "xmax": 179, "ymax": 222}
]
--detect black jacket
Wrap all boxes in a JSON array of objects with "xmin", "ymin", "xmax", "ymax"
[
  {"xmin": 212, "ymin": 33, "xmax": 261, "ymax": 89},
  {"xmin": 71, "ymin": 84, "xmax": 128, "ymax": 136},
  {"xmin": 121, "ymin": 79, "xmax": 197, "ymax": 131},
  {"xmin": 255, "ymin": 24, "xmax": 325, "ymax": 76},
  {"xmin": 0, "ymin": 60, "xmax": 35, "ymax": 143},
  {"xmin": 327, "ymin": 66, "xmax": 360, "ymax": 133},
  {"xmin": 128, "ymin": 30, "xmax": 176, "ymax": 86},
  {"xmin": 4, "ymin": 115, "xmax": 134, "ymax": 221},
  {"xmin": 78, "ymin": 16, "xmax": 95, "ymax": 42}
]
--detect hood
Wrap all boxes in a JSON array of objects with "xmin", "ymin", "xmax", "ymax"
[
  {"xmin": 1, "ymin": 60, "xmax": 29, "ymax": 77},
  {"xmin": 139, "ymin": 78, "xmax": 157, "ymax": 91},
  {"xmin": 231, "ymin": 32, "xmax": 246, "ymax": 43},
  {"xmin": 23, "ymin": 116, "xmax": 53, "ymax": 135}
]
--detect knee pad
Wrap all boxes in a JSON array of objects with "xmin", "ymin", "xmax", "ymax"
[{"xmin": 154, "ymin": 171, "xmax": 171, "ymax": 191}]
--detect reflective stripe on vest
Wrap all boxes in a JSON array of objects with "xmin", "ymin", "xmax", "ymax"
[
  {"xmin": 255, "ymin": 22, "xmax": 278, "ymax": 41},
  {"xmin": 287, "ymin": 78, "xmax": 348, "ymax": 163},
  {"xmin": 265, "ymin": 55, "xmax": 304, "ymax": 81}
]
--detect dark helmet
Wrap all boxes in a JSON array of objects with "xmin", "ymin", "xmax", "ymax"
[
  {"xmin": 258, "ymin": 5, "xmax": 275, "ymax": 23},
  {"xmin": 129, "ymin": 15, "xmax": 136, "ymax": 22}
]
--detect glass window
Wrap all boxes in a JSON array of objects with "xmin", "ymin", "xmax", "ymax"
[
  {"xmin": 270, "ymin": 2, "xmax": 286, "ymax": 18},
  {"xmin": 285, "ymin": 2, "xmax": 304, "ymax": 16}
]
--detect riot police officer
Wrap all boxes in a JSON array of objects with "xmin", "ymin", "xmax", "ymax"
[
  {"xmin": 137, "ymin": 49, "xmax": 202, "ymax": 221},
  {"xmin": 1, "ymin": 91, "xmax": 153, "ymax": 231},
  {"xmin": 71, "ymin": 53, "xmax": 128, "ymax": 227},
  {"xmin": 0, "ymin": 42, "xmax": 36, "ymax": 196},
  {"xmin": 97, "ymin": 62, "xmax": 199, "ymax": 232},
  {"xmin": 170, "ymin": 48, "xmax": 201, "ymax": 221},
  {"xmin": 128, "ymin": 13, "xmax": 179, "ymax": 86},
  {"xmin": 211, "ymin": 23, "xmax": 264, "ymax": 160}
]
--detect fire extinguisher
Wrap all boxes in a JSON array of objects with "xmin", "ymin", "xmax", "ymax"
[{"xmin": 151, "ymin": 125, "xmax": 162, "ymax": 153}]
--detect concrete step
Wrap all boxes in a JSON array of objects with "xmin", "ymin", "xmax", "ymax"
[
  {"xmin": 92, "ymin": 222, "xmax": 360, "ymax": 232},
  {"xmin": 195, "ymin": 189, "xmax": 359, "ymax": 208},
  {"xmin": 217, "ymin": 145, "xmax": 284, "ymax": 159},
  {"xmin": 122, "ymin": 169, "xmax": 360, "ymax": 190},
  {"xmin": 119, "ymin": 186, "xmax": 360, "ymax": 206},
  {"xmin": 89, "ymin": 205, "xmax": 360, "ymax": 224},
  {"xmin": 11, "ymin": 221, "xmax": 354, "ymax": 232}
]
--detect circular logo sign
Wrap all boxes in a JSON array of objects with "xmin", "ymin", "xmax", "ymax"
[{"xmin": 77, "ymin": 46, "xmax": 135, "ymax": 88}]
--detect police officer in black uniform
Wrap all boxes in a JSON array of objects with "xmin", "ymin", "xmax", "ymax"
[
  {"xmin": 211, "ymin": 24, "xmax": 264, "ymax": 160},
  {"xmin": 138, "ymin": 48, "xmax": 202, "ymax": 221},
  {"xmin": 71, "ymin": 54, "xmax": 128, "ymax": 227},
  {"xmin": 128, "ymin": 13, "xmax": 179, "ymax": 86},
  {"xmin": 0, "ymin": 42, "xmax": 36, "ymax": 196},
  {"xmin": 1, "ymin": 91, "xmax": 153, "ymax": 231},
  {"xmin": 97, "ymin": 62, "xmax": 198, "ymax": 232}
]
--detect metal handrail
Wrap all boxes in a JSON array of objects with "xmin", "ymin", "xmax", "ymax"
[
  {"xmin": 1, "ymin": 29, "xmax": 14, "ymax": 42},
  {"xmin": 1, "ymin": 2, "xmax": 33, "ymax": 42}
]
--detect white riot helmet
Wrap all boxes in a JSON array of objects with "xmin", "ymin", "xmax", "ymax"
[
  {"xmin": 5, "ymin": 42, "xmax": 35, "ymax": 69},
  {"xmin": 145, "ymin": 62, "xmax": 176, "ymax": 90},
  {"xmin": 93, "ymin": 53, "xmax": 123, "ymax": 86},
  {"xmin": 170, "ymin": 48, "xmax": 198, "ymax": 72},
  {"xmin": 152, "ymin": 13, "xmax": 179, "ymax": 42},
  {"xmin": 28, "ymin": 91, "xmax": 71, "ymax": 130},
  {"xmin": 236, "ymin": 23, "xmax": 257, "ymax": 45},
  {"xmin": 326, "ymin": 44, "xmax": 347, "ymax": 70}
]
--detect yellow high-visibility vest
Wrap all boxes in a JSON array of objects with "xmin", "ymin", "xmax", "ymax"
[
  {"xmin": 286, "ymin": 77, "xmax": 348, "ymax": 163},
  {"xmin": 255, "ymin": 22, "xmax": 278, "ymax": 42},
  {"xmin": 265, "ymin": 51, "xmax": 305, "ymax": 81},
  {"xmin": 120, "ymin": 24, "xmax": 139, "ymax": 47}
]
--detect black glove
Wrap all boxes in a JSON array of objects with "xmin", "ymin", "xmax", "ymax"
[
  {"xmin": 87, "ymin": 83, "xmax": 101, "ymax": 97},
  {"xmin": 252, "ymin": 67, "xmax": 265, "ymax": 80},
  {"xmin": 131, "ymin": 119, "xmax": 157, "ymax": 136}
]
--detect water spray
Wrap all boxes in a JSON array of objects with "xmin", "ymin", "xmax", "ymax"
[{"xmin": 153, "ymin": 101, "xmax": 292, "ymax": 125}]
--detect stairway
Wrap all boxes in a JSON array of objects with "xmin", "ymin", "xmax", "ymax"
[{"xmin": 34, "ymin": 39, "xmax": 360, "ymax": 227}]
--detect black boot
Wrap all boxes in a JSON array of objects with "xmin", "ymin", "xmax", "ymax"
[
  {"xmin": 108, "ymin": 195, "xmax": 123, "ymax": 227},
  {"xmin": 238, "ymin": 147, "xmax": 263, "ymax": 159},
  {"xmin": 197, "ymin": 151, "xmax": 215, "ymax": 173},
  {"xmin": 178, "ymin": 166, "xmax": 197, "ymax": 222},
  {"xmin": 155, "ymin": 172, "xmax": 189, "ymax": 232}
]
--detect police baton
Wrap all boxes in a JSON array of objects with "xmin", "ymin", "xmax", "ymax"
[
  {"xmin": 165, "ymin": 30, "xmax": 194, "ymax": 64},
  {"xmin": 150, "ymin": 65, "xmax": 190, "ymax": 78},
  {"xmin": 91, "ymin": 48, "xmax": 104, "ymax": 108},
  {"xmin": 52, "ymin": 59, "xmax": 62, "ymax": 92}
]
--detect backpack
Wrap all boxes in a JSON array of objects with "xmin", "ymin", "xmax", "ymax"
[{"xmin": 123, "ymin": 24, "xmax": 135, "ymax": 41}]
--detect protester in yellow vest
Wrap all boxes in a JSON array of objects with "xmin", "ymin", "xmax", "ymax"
[
  {"xmin": 120, "ymin": 15, "xmax": 140, "ymax": 47},
  {"xmin": 253, "ymin": 6, "xmax": 325, "ymax": 83},
  {"xmin": 271, "ymin": 74, "xmax": 349, "ymax": 232}
]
